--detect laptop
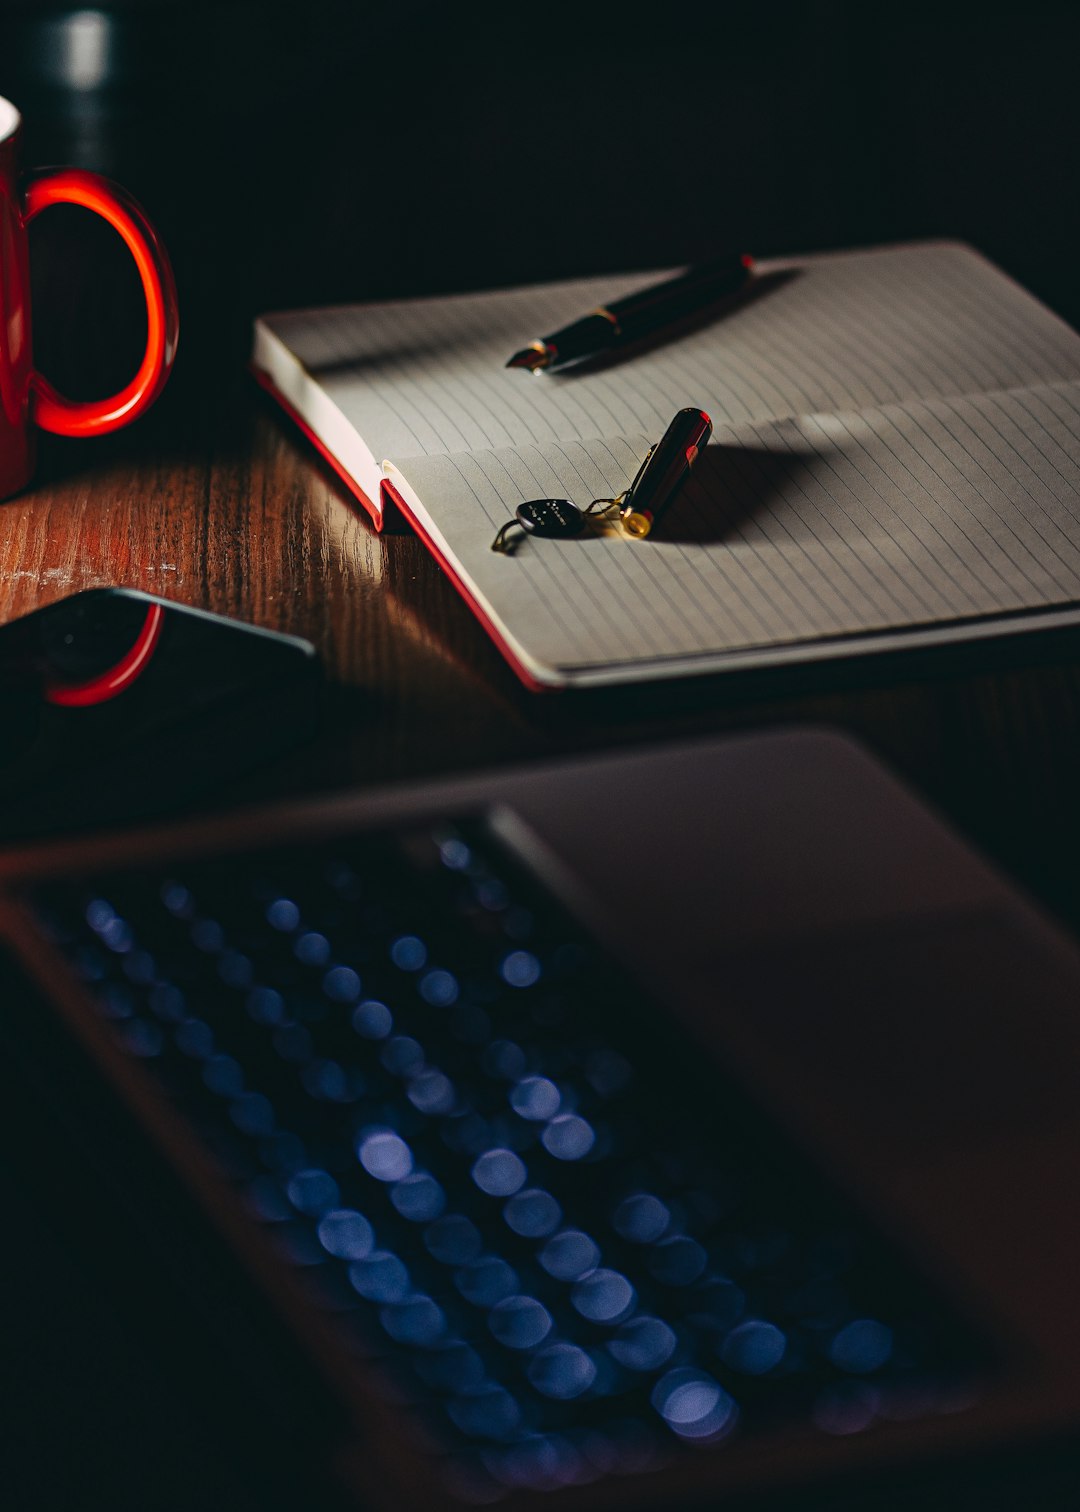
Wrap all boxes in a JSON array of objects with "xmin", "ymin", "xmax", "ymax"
[{"xmin": 4, "ymin": 727, "xmax": 1080, "ymax": 1510}]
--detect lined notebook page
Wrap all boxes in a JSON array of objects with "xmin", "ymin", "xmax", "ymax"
[
  {"xmin": 386, "ymin": 379, "xmax": 1080, "ymax": 680},
  {"xmin": 259, "ymin": 243, "xmax": 1080, "ymax": 467}
]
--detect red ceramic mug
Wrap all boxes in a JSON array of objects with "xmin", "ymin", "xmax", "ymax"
[{"xmin": 0, "ymin": 93, "xmax": 179, "ymax": 501}]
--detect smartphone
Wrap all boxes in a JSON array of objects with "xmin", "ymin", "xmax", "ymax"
[{"xmin": 0, "ymin": 588, "xmax": 321, "ymax": 838}]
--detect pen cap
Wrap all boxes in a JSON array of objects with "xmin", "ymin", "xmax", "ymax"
[{"xmin": 623, "ymin": 408, "xmax": 712, "ymax": 538}]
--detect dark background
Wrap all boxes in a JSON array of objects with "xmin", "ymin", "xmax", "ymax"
[
  {"xmin": 3, "ymin": 4, "xmax": 1080, "ymax": 1509},
  {"xmin": 3, "ymin": 0, "xmax": 1080, "ymax": 385}
]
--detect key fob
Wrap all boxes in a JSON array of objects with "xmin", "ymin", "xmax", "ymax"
[{"xmin": 515, "ymin": 498, "xmax": 586, "ymax": 537}]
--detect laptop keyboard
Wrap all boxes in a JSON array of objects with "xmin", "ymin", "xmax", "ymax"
[{"xmin": 28, "ymin": 819, "xmax": 984, "ymax": 1501}]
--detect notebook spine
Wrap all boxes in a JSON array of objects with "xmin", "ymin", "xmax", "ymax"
[{"xmin": 250, "ymin": 363, "xmax": 410, "ymax": 533}]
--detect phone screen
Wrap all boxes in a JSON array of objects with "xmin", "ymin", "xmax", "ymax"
[{"xmin": 0, "ymin": 589, "xmax": 321, "ymax": 837}]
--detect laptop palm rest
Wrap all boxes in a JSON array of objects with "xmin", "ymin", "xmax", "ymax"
[{"xmin": 693, "ymin": 908, "xmax": 1080, "ymax": 1376}]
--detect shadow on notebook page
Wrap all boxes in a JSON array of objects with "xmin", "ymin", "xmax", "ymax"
[
  {"xmin": 646, "ymin": 441, "xmax": 816, "ymax": 546},
  {"xmin": 296, "ymin": 271, "xmax": 802, "ymax": 383},
  {"xmin": 556, "ymin": 268, "xmax": 801, "ymax": 379}
]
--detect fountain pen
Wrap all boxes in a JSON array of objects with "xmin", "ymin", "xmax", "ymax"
[{"xmin": 506, "ymin": 253, "xmax": 753, "ymax": 373}]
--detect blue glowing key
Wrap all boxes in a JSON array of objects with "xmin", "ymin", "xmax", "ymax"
[
  {"xmin": 721, "ymin": 1320, "xmax": 787, "ymax": 1375},
  {"xmin": 439, "ymin": 838, "xmax": 471, "ymax": 871},
  {"xmin": 352, "ymin": 999, "xmax": 393, "ymax": 1039},
  {"xmin": 358, "ymin": 1129, "xmax": 414, "ymax": 1182},
  {"xmin": 407, "ymin": 1069, "xmax": 456, "ymax": 1115},
  {"xmin": 323, "ymin": 964, "xmax": 362, "ymax": 1003},
  {"xmin": 612, "ymin": 1194, "xmax": 670, "ymax": 1244},
  {"xmin": 472, "ymin": 1148, "xmax": 527, "ymax": 1197},
  {"xmin": 425, "ymin": 1214, "xmax": 483, "ymax": 1265},
  {"xmin": 488, "ymin": 1296, "xmax": 553, "ymax": 1350},
  {"xmin": 390, "ymin": 935, "xmax": 428, "ymax": 971},
  {"xmin": 287, "ymin": 1168, "xmax": 340, "ymax": 1216},
  {"xmin": 509, "ymin": 1076, "xmax": 561, "ymax": 1121},
  {"xmin": 317, "ymin": 1209, "xmax": 375, "ymax": 1260},
  {"xmin": 419, "ymin": 969, "xmax": 459, "ymax": 1007},
  {"xmin": 608, "ymin": 1317, "xmax": 677, "ymax": 1371},
  {"xmin": 528, "ymin": 1344, "xmax": 597, "ymax": 1400},
  {"xmin": 651, "ymin": 1368, "xmax": 736, "ymax": 1440},
  {"xmin": 540, "ymin": 1230, "xmax": 600, "ymax": 1282},
  {"xmin": 456, "ymin": 1256, "xmax": 519, "ymax": 1307},
  {"xmin": 246, "ymin": 985, "xmax": 286, "ymax": 1025},
  {"xmin": 542, "ymin": 1114, "xmax": 595, "ymax": 1162},
  {"xmin": 349, "ymin": 1250, "xmax": 410, "ymax": 1302},
  {"xmin": 500, "ymin": 950, "xmax": 541, "ymax": 988},
  {"xmin": 391, "ymin": 1173, "xmax": 446, "ymax": 1222},
  {"xmin": 265, "ymin": 898, "xmax": 300, "ymax": 932},
  {"xmin": 830, "ymin": 1319, "xmax": 893, "ymax": 1374},
  {"xmin": 571, "ymin": 1269, "xmax": 635, "ymax": 1324},
  {"xmin": 503, "ymin": 1188, "xmax": 562, "ymax": 1238},
  {"xmin": 381, "ymin": 1294, "xmax": 447, "ymax": 1346},
  {"xmin": 381, "ymin": 1035, "xmax": 424, "ymax": 1075}
]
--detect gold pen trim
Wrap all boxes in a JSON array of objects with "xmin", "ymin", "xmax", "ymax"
[{"xmin": 623, "ymin": 443, "xmax": 657, "ymax": 502}]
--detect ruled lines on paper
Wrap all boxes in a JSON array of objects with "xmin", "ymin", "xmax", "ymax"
[
  {"xmin": 263, "ymin": 244, "xmax": 1080, "ymax": 470},
  {"xmin": 394, "ymin": 379, "xmax": 1080, "ymax": 672},
  {"xmin": 259, "ymin": 242, "xmax": 1080, "ymax": 681}
]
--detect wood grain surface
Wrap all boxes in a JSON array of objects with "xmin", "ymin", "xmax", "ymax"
[
  {"xmin": 5, "ymin": 342, "xmax": 1080, "ymax": 935},
  {"xmin": 3, "ymin": 10, "xmax": 1080, "ymax": 1511},
  {"xmin": 1, "ymin": 0, "xmax": 1079, "ymax": 933}
]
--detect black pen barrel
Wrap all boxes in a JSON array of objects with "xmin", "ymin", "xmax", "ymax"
[
  {"xmin": 622, "ymin": 407, "xmax": 712, "ymax": 538},
  {"xmin": 607, "ymin": 255, "xmax": 751, "ymax": 341},
  {"xmin": 512, "ymin": 254, "xmax": 752, "ymax": 371},
  {"xmin": 536, "ymin": 311, "xmax": 622, "ymax": 366}
]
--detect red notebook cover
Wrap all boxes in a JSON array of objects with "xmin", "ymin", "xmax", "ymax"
[{"xmin": 251, "ymin": 363, "xmax": 549, "ymax": 692}]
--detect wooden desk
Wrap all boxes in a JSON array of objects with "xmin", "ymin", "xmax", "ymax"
[
  {"xmin": 5, "ymin": 11, "xmax": 1080, "ymax": 1508},
  {"xmin": 0, "ymin": 0, "xmax": 1077, "ymax": 929},
  {"xmin": 5, "ymin": 341, "xmax": 1080, "ymax": 936},
  {"xmin": 8, "ymin": 351, "xmax": 1080, "ymax": 1512}
]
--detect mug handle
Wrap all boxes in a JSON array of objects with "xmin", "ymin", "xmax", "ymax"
[{"xmin": 21, "ymin": 167, "xmax": 179, "ymax": 437}]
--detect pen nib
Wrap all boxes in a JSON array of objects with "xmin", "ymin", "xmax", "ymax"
[{"xmin": 505, "ymin": 343, "xmax": 552, "ymax": 373}]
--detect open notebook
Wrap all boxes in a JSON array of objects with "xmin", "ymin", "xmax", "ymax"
[{"xmin": 252, "ymin": 243, "xmax": 1080, "ymax": 688}]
